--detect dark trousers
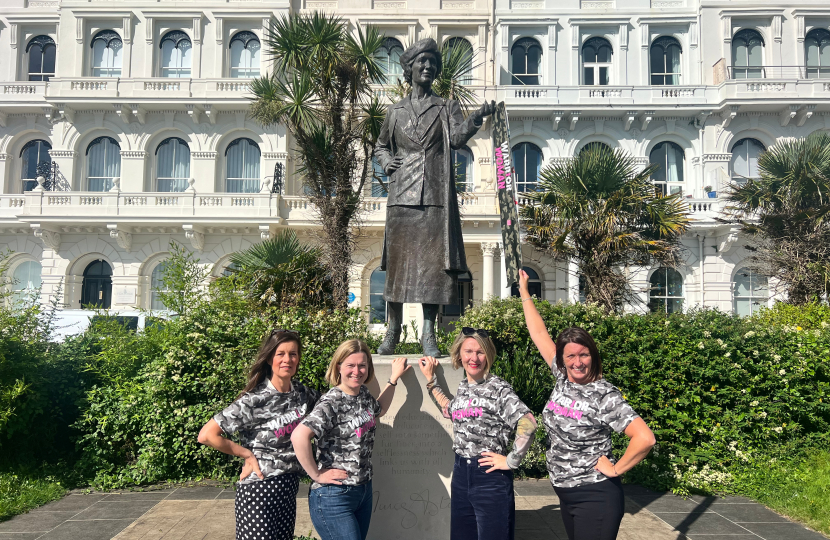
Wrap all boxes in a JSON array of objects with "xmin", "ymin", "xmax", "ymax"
[
  {"xmin": 554, "ymin": 477, "xmax": 625, "ymax": 540},
  {"xmin": 451, "ymin": 453, "xmax": 515, "ymax": 540}
]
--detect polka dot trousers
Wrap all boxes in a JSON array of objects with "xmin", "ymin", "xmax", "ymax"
[{"xmin": 235, "ymin": 473, "xmax": 300, "ymax": 540}]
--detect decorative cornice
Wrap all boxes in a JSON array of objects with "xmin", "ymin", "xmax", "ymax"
[
  {"xmin": 192, "ymin": 152, "xmax": 217, "ymax": 159},
  {"xmin": 120, "ymin": 151, "xmax": 147, "ymax": 158},
  {"xmin": 48, "ymin": 150, "xmax": 76, "ymax": 159},
  {"xmin": 703, "ymin": 153, "xmax": 732, "ymax": 162},
  {"xmin": 263, "ymin": 152, "xmax": 290, "ymax": 160},
  {"xmin": 0, "ymin": 153, "xmax": 10, "ymax": 161}
]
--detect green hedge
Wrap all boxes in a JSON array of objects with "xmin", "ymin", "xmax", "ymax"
[{"xmin": 459, "ymin": 298, "xmax": 830, "ymax": 493}]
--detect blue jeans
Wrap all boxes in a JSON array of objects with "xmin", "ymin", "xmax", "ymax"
[
  {"xmin": 308, "ymin": 481, "xmax": 373, "ymax": 540},
  {"xmin": 451, "ymin": 454, "xmax": 515, "ymax": 540}
]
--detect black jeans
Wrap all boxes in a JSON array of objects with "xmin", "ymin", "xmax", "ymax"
[
  {"xmin": 450, "ymin": 453, "xmax": 515, "ymax": 540},
  {"xmin": 554, "ymin": 477, "xmax": 625, "ymax": 540}
]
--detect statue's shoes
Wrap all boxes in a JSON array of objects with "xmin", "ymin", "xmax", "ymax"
[{"xmin": 421, "ymin": 332, "xmax": 441, "ymax": 358}]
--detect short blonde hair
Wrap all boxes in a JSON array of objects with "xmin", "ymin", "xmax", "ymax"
[
  {"xmin": 449, "ymin": 332, "xmax": 497, "ymax": 375},
  {"xmin": 325, "ymin": 339, "xmax": 375, "ymax": 387}
]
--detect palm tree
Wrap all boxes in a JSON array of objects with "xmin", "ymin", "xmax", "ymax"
[
  {"xmin": 248, "ymin": 12, "xmax": 385, "ymax": 307},
  {"xmin": 520, "ymin": 146, "xmax": 690, "ymax": 312},
  {"xmin": 726, "ymin": 132, "xmax": 830, "ymax": 304},
  {"xmin": 228, "ymin": 230, "xmax": 334, "ymax": 310}
]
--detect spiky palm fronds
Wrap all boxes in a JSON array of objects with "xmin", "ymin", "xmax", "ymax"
[
  {"xmin": 726, "ymin": 132, "xmax": 830, "ymax": 304},
  {"xmin": 521, "ymin": 146, "xmax": 690, "ymax": 311}
]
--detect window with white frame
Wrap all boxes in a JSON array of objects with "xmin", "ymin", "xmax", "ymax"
[
  {"xmin": 453, "ymin": 146, "xmax": 474, "ymax": 193},
  {"xmin": 512, "ymin": 142, "xmax": 542, "ymax": 193},
  {"xmin": 371, "ymin": 157, "xmax": 388, "ymax": 197},
  {"xmin": 150, "ymin": 261, "xmax": 168, "ymax": 310},
  {"xmin": 91, "ymin": 30, "xmax": 122, "ymax": 77},
  {"xmin": 156, "ymin": 137, "xmax": 190, "ymax": 192},
  {"xmin": 511, "ymin": 37, "xmax": 542, "ymax": 85},
  {"xmin": 225, "ymin": 138, "xmax": 261, "ymax": 193},
  {"xmin": 805, "ymin": 29, "xmax": 830, "ymax": 79},
  {"xmin": 11, "ymin": 261, "xmax": 42, "ymax": 305},
  {"xmin": 369, "ymin": 267, "xmax": 386, "ymax": 323},
  {"xmin": 732, "ymin": 29, "xmax": 764, "ymax": 79},
  {"xmin": 160, "ymin": 31, "xmax": 192, "ymax": 78},
  {"xmin": 734, "ymin": 267, "xmax": 768, "ymax": 317},
  {"xmin": 650, "ymin": 141, "xmax": 684, "ymax": 196},
  {"xmin": 582, "ymin": 37, "xmax": 612, "ymax": 86},
  {"xmin": 730, "ymin": 138, "xmax": 765, "ymax": 185},
  {"xmin": 27, "ymin": 35, "xmax": 56, "ymax": 82},
  {"xmin": 377, "ymin": 38, "xmax": 404, "ymax": 84},
  {"xmin": 20, "ymin": 140, "xmax": 51, "ymax": 192},
  {"xmin": 650, "ymin": 36, "xmax": 681, "ymax": 85},
  {"xmin": 229, "ymin": 31, "xmax": 261, "ymax": 78},
  {"xmin": 86, "ymin": 136, "xmax": 121, "ymax": 192},
  {"xmin": 443, "ymin": 37, "xmax": 474, "ymax": 84},
  {"xmin": 649, "ymin": 267, "xmax": 683, "ymax": 314}
]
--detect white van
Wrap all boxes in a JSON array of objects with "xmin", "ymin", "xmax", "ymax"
[{"xmin": 48, "ymin": 309, "xmax": 171, "ymax": 341}]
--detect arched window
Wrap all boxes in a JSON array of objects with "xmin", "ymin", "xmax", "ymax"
[
  {"xmin": 20, "ymin": 140, "xmax": 51, "ymax": 192},
  {"xmin": 371, "ymin": 157, "xmax": 388, "ymax": 197},
  {"xmin": 579, "ymin": 141, "xmax": 611, "ymax": 155},
  {"xmin": 730, "ymin": 138, "xmax": 765, "ymax": 185},
  {"xmin": 86, "ymin": 136, "xmax": 121, "ymax": 192},
  {"xmin": 650, "ymin": 141, "xmax": 684, "ymax": 196},
  {"xmin": 443, "ymin": 271, "xmax": 473, "ymax": 317},
  {"xmin": 732, "ymin": 29, "xmax": 764, "ymax": 79},
  {"xmin": 805, "ymin": 29, "xmax": 830, "ymax": 79},
  {"xmin": 511, "ymin": 267, "xmax": 541, "ymax": 298},
  {"xmin": 11, "ymin": 261, "xmax": 42, "ymax": 305},
  {"xmin": 150, "ymin": 261, "xmax": 168, "ymax": 310},
  {"xmin": 649, "ymin": 267, "xmax": 683, "ymax": 314},
  {"xmin": 91, "ymin": 30, "xmax": 122, "ymax": 77},
  {"xmin": 734, "ymin": 267, "xmax": 768, "ymax": 316},
  {"xmin": 160, "ymin": 31, "xmax": 192, "ymax": 78},
  {"xmin": 369, "ymin": 267, "xmax": 386, "ymax": 323},
  {"xmin": 582, "ymin": 37, "xmax": 612, "ymax": 86},
  {"xmin": 453, "ymin": 146, "xmax": 474, "ymax": 193},
  {"xmin": 155, "ymin": 137, "xmax": 190, "ymax": 192},
  {"xmin": 27, "ymin": 35, "xmax": 56, "ymax": 81},
  {"xmin": 81, "ymin": 260, "xmax": 113, "ymax": 309},
  {"xmin": 650, "ymin": 36, "xmax": 681, "ymax": 85},
  {"xmin": 512, "ymin": 142, "xmax": 542, "ymax": 193},
  {"xmin": 225, "ymin": 138, "xmax": 261, "ymax": 193},
  {"xmin": 443, "ymin": 37, "xmax": 473, "ymax": 84},
  {"xmin": 511, "ymin": 38, "xmax": 542, "ymax": 85},
  {"xmin": 578, "ymin": 274, "xmax": 587, "ymax": 303},
  {"xmin": 230, "ymin": 31, "xmax": 261, "ymax": 78},
  {"xmin": 377, "ymin": 38, "xmax": 404, "ymax": 84},
  {"xmin": 222, "ymin": 262, "xmax": 240, "ymax": 277}
]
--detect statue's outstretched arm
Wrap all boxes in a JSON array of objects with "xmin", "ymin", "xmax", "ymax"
[{"xmin": 448, "ymin": 100, "xmax": 483, "ymax": 150}]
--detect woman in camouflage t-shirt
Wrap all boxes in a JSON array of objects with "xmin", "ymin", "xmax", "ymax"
[
  {"xmin": 198, "ymin": 329, "xmax": 321, "ymax": 540},
  {"xmin": 518, "ymin": 270, "xmax": 657, "ymax": 540},
  {"xmin": 419, "ymin": 329, "xmax": 538, "ymax": 540},
  {"xmin": 291, "ymin": 340, "xmax": 410, "ymax": 540}
]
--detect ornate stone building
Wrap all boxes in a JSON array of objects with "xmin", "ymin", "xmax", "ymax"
[{"xmin": 1, "ymin": 0, "xmax": 828, "ymax": 331}]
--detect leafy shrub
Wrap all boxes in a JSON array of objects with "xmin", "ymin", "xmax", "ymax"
[
  {"xmin": 459, "ymin": 298, "xmax": 830, "ymax": 494},
  {"xmin": 748, "ymin": 301, "xmax": 830, "ymax": 330}
]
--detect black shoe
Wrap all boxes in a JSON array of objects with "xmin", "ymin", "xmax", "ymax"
[{"xmin": 421, "ymin": 329, "xmax": 440, "ymax": 358}]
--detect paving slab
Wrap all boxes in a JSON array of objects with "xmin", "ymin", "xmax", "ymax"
[
  {"xmin": 38, "ymin": 519, "xmax": 136, "ymax": 540},
  {"xmin": 737, "ymin": 521, "xmax": 828, "ymax": 540},
  {"xmin": 0, "ymin": 533, "xmax": 43, "ymax": 539},
  {"xmin": 29, "ymin": 494, "xmax": 106, "ymax": 513},
  {"xmin": 654, "ymin": 511, "xmax": 752, "ymax": 535},
  {"xmin": 0, "ymin": 511, "xmax": 78, "ymax": 533},
  {"xmin": 71, "ymin": 501, "xmax": 159, "ymax": 520},
  {"xmin": 165, "ymin": 486, "xmax": 224, "ymax": 500},
  {"xmin": 713, "ymin": 503, "xmax": 792, "ymax": 523},
  {"xmin": 99, "ymin": 493, "xmax": 171, "ymax": 503}
]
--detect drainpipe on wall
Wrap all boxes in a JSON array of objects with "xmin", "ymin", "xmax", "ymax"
[{"xmin": 697, "ymin": 234, "xmax": 705, "ymax": 307}]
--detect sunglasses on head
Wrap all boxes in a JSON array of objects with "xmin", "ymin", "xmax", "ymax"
[
  {"xmin": 461, "ymin": 327, "xmax": 489, "ymax": 338},
  {"xmin": 271, "ymin": 329, "xmax": 300, "ymax": 337}
]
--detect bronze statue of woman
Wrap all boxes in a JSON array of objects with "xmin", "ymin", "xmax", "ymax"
[{"xmin": 374, "ymin": 38, "xmax": 495, "ymax": 356}]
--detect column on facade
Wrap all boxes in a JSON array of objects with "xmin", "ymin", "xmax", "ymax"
[
  {"xmin": 0, "ymin": 153, "xmax": 9, "ymax": 194},
  {"xmin": 48, "ymin": 150, "xmax": 77, "ymax": 189},
  {"xmin": 7, "ymin": 23, "xmax": 20, "ymax": 81},
  {"xmin": 480, "ymin": 242, "xmax": 497, "ymax": 301},
  {"xmin": 570, "ymin": 24, "xmax": 580, "ymax": 85},
  {"xmin": 639, "ymin": 22, "xmax": 650, "ymax": 85},
  {"xmin": 547, "ymin": 22, "xmax": 557, "ymax": 85},
  {"xmin": 702, "ymin": 153, "xmax": 731, "ymax": 197},
  {"xmin": 190, "ymin": 151, "xmax": 217, "ymax": 192},
  {"xmin": 192, "ymin": 16, "xmax": 203, "ymax": 79},
  {"xmin": 119, "ymin": 151, "xmax": 146, "ymax": 192},
  {"xmin": 122, "ymin": 15, "xmax": 134, "ymax": 78},
  {"xmin": 262, "ymin": 152, "xmax": 288, "ymax": 195},
  {"xmin": 110, "ymin": 274, "xmax": 142, "ymax": 309}
]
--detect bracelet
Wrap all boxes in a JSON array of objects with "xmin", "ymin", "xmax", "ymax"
[
  {"xmin": 425, "ymin": 375, "xmax": 437, "ymax": 389},
  {"xmin": 521, "ymin": 297, "xmax": 533, "ymax": 303},
  {"xmin": 613, "ymin": 465, "xmax": 619, "ymax": 477},
  {"xmin": 387, "ymin": 379, "xmax": 397, "ymax": 386}
]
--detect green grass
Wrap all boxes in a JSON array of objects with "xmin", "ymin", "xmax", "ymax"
[
  {"xmin": 733, "ymin": 450, "xmax": 830, "ymax": 536},
  {"xmin": 0, "ymin": 471, "xmax": 67, "ymax": 522}
]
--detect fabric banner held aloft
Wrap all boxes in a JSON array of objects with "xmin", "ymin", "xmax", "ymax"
[{"xmin": 492, "ymin": 101, "xmax": 522, "ymax": 287}]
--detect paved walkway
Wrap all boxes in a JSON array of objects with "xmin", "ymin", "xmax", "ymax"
[{"xmin": 0, "ymin": 481, "xmax": 825, "ymax": 540}]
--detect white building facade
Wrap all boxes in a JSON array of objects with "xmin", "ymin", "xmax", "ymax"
[{"xmin": 1, "ymin": 0, "xmax": 828, "ymax": 328}]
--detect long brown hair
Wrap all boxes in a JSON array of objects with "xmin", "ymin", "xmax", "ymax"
[
  {"xmin": 555, "ymin": 327, "xmax": 603, "ymax": 383},
  {"xmin": 239, "ymin": 330, "xmax": 302, "ymax": 398}
]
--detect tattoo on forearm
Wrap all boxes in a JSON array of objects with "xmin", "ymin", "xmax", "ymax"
[
  {"xmin": 507, "ymin": 414, "xmax": 538, "ymax": 469},
  {"xmin": 426, "ymin": 383, "xmax": 452, "ymax": 419}
]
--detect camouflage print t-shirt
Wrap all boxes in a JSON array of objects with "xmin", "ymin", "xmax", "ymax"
[
  {"xmin": 213, "ymin": 379, "xmax": 321, "ymax": 484},
  {"xmin": 542, "ymin": 365, "xmax": 639, "ymax": 488},
  {"xmin": 301, "ymin": 385, "xmax": 382, "ymax": 489},
  {"xmin": 447, "ymin": 375, "xmax": 531, "ymax": 458}
]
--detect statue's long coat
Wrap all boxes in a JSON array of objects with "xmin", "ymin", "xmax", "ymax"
[{"xmin": 374, "ymin": 94, "xmax": 482, "ymax": 304}]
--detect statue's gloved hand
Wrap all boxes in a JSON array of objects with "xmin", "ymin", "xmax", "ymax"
[
  {"xmin": 474, "ymin": 100, "xmax": 497, "ymax": 124},
  {"xmin": 385, "ymin": 156, "xmax": 404, "ymax": 175}
]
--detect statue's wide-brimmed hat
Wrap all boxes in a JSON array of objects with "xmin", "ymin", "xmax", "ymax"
[{"xmin": 399, "ymin": 38, "xmax": 442, "ymax": 71}]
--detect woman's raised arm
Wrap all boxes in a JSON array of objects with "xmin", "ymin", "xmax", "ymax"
[
  {"xmin": 518, "ymin": 269, "xmax": 556, "ymax": 366},
  {"xmin": 418, "ymin": 356, "xmax": 453, "ymax": 418}
]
